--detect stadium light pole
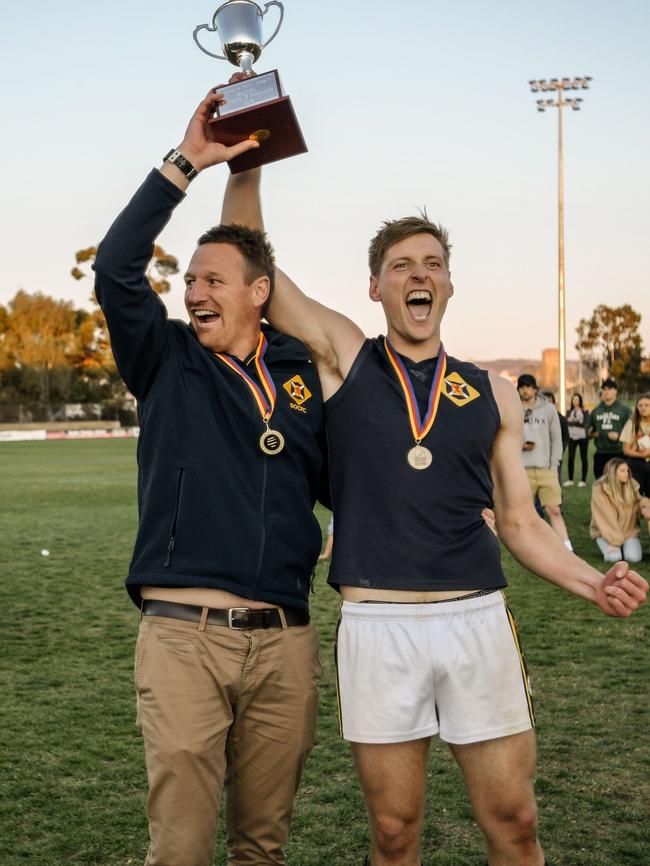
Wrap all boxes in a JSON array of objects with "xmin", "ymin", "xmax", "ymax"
[{"xmin": 529, "ymin": 76, "xmax": 592, "ymax": 414}]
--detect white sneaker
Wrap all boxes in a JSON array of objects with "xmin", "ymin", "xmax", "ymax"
[
  {"xmin": 563, "ymin": 480, "xmax": 574, "ymax": 487},
  {"xmin": 578, "ymin": 480, "xmax": 587, "ymax": 487}
]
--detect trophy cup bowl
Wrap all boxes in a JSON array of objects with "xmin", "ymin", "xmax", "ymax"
[
  {"xmin": 193, "ymin": 0, "xmax": 307, "ymax": 173},
  {"xmin": 194, "ymin": 0, "xmax": 283, "ymax": 75},
  {"xmin": 213, "ymin": 1, "xmax": 263, "ymax": 73}
]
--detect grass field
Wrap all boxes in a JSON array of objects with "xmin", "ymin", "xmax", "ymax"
[{"xmin": 1, "ymin": 440, "xmax": 649, "ymax": 866}]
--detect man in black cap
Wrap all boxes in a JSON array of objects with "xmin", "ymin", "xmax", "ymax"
[
  {"xmin": 588, "ymin": 379, "xmax": 631, "ymax": 479},
  {"xmin": 517, "ymin": 374, "xmax": 572, "ymax": 548}
]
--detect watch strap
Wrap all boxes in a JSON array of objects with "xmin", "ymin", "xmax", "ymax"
[{"xmin": 163, "ymin": 149, "xmax": 198, "ymax": 180}]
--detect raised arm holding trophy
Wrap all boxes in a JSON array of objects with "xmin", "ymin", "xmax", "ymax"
[
  {"xmin": 194, "ymin": 0, "xmax": 307, "ymax": 173},
  {"xmin": 91, "ymin": 3, "xmax": 330, "ymax": 863}
]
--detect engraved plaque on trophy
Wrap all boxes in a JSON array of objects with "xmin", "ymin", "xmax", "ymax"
[{"xmin": 193, "ymin": 0, "xmax": 307, "ymax": 173}]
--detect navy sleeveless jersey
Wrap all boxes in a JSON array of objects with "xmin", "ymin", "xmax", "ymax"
[{"xmin": 326, "ymin": 338, "xmax": 506, "ymax": 591}]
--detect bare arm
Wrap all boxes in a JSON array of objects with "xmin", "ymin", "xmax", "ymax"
[
  {"xmin": 220, "ymin": 168, "xmax": 365, "ymax": 399},
  {"xmin": 623, "ymin": 441, "xmax": 650, "ymax": 459},
  {"xmin": 220, "ymin": 166, "xmax": 265, "ymax": 229},
  {"xmin": 489, "ymin": 374, "xmax": 647, "ymax": 617}
]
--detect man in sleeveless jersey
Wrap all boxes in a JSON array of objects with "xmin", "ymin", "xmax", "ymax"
[{"xmin": 221, "ymin": 166, "xmax": 647, "ymax": 866}]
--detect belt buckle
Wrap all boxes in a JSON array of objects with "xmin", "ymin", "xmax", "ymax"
[{"xmin": 227, "ymin": 607, "xmax": 251, "ymax": 629}]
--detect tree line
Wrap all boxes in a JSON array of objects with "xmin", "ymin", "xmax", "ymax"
[{"xmin": 0, "ymin": 245, "xmax": 647, "ymax": 422}]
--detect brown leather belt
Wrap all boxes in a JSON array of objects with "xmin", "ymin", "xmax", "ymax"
[{"xmin": 142, "ymin": 599, "xmax": 309, "ymax": 629}]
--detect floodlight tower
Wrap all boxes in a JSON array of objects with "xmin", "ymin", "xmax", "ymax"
[{"xmin": 529, "ymin": 76, "xmax": 592, "ymax": 414}]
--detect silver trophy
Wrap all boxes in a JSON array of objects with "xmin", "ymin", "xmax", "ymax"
[
  {"xmin": 193, "ymin": 0, "xmax": 307, "ymax": 173},
  {"xmin": 193, "ymin": 0, "xmax": 284, "ymax": 75}
]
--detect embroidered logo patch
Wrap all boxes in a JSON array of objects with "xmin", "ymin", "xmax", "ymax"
[
  {"xmin": 442, "ymin": 372, "xmax": 480, "ymax": 406},
  {"xmin": 283, "ymin": 375, "xmax": 312, "ymax": 413}
]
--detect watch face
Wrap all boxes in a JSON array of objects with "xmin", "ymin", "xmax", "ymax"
[{"xmin": 164, "ymin": 150, "xmax": 194, "ymax": 178}]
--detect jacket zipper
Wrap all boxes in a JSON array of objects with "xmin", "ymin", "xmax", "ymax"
[
  {"xmin": 164, "ymin": 467, "xmax": 185, "ymax": 567},
  {"xmin": 252, "ymin": 459, "xmax": 268, "ymax": 592}
]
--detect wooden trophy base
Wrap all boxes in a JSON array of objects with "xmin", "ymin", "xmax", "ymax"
[{"xmin": 210, "ymin": 70, "xmax": 308, "ymax": 174}]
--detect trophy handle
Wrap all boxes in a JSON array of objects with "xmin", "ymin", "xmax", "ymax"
[
  {"xmin": 260, "ymin": 1, "xmax": 284, "ymax": 48},
  {"xmin": 192, "ymin": 22, "xmax": 227, "ymax": 60}
]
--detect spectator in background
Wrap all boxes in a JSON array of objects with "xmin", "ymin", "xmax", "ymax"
[
  {"xmin": 542, "ymin": 391, "xmax": 568, "ymax": 481},
  {"xmin": 589, "ymin": 379, "xmax": 631, "ymax": 479},
  {"xmin": 518, "ymin": 374, "xmax": 573, "ymax": 550},
  {"xmin": 318, "ymin": 515, "xmax": 334, "ymax": 561},
  {"xmin": 621, "ymin": 392, "xmax": 650, "ymax": 496},
  {"xmin": 590, "ymin": 458, "xmax": 650, "ymax": 563},
  {"xmin": 565, "ymin": 393, "xmax": 590, "ymax": 488}
]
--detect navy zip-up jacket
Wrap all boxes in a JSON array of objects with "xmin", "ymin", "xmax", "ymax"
[{"xmin": 94, "ymin": 169, "xmax": 326, "ymax": 610}]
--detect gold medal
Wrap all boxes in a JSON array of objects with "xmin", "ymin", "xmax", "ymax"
[
  {"xmin": 259, "ymin": 427, "xmax": 285, "ymax": 455},
  {"xmin": 216, "ymin": 334, "xmax": 287, "ymax": 456},
  {"xmin": 383, "ymin": 338, "xmax": 447, "ymax": 472},
  {"xmin": 407, "ymin": 444, "xmax": 433, "ymax": 470}
]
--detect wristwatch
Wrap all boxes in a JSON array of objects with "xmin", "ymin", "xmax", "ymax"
[{"xmin": 163, "ymin": 149, "xmax": 198, "ymax": 180}]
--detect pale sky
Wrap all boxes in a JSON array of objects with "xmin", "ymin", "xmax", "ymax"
[{"xmin": 2, "ymin": 0, "xmax": 649, "ymax": 361}]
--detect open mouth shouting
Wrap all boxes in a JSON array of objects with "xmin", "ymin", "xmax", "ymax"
[
  {"xmin": 405, "ymin": 289, "xmax": 432, "ymax": 322},
  {"xmin": 192, "ymin": 308, "xmax": 221, "ymax": 328}
]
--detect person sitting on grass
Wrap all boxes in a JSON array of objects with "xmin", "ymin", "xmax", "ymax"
[{"xmin": 590, "ymin": 458, "xmax": 650, "ymax": 563}]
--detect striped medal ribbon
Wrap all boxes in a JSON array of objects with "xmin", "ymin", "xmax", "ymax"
[
  {"xmin": 215, "ymin": 332, "xmax": 285, "ymax": 455},
  {"xmin": 383, "ymin": 337, "xmax": 447, "ymax": 470}
]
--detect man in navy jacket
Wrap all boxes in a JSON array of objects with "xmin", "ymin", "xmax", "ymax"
[{"xmin": 94, "ymin": 90, "xmax": 327, "ymax": 866}]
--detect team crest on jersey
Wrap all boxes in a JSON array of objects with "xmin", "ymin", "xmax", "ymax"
[
  {"xmin": 283, "ymin": 375, "xmax": 312, "ymax": 413},
  {"xmin": 442, "ymin": 372, "xmax": 480, "ymax": 406}
]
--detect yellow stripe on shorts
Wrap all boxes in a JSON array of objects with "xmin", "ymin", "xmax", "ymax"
[
  {"xmin": 333, "ymin": 618, "xmax": 344, "ymax": 737},
  {"xmin": 501, "ymin": 591, "xmax": 536, "ymax": 726}
]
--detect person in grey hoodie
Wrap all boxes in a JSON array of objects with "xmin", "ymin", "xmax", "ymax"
[{"xmin": 518, "ymin": 374, "xmax": 573, "ymax": 549}]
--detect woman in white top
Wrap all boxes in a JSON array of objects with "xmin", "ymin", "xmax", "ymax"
[
  {"xmin": 621, "ymin": 392, "xmax": 650, "ymax": 497},
  {"xmin": 564, "ymin": 393, "xmax": 590, "ymax": 487},
  {"xmin": 590, "ymin": 458, "xmax": 650, "ymax": 563}
]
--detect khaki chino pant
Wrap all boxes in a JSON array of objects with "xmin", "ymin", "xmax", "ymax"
[{"xmin": 134, "ymin": 614, "xmax": 322, "ymax": 866}]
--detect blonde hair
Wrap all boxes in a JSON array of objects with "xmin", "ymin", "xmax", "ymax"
[
  {"xmin": 597, "ymin": 458, "xmax": 639, "ymax": 510},
  {"xmin": 368, "ymin": 213, "xmax": 451, "ymax": 277}
]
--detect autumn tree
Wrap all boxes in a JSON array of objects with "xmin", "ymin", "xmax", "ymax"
[
  {"xmin": 1, "ymin": 291, "xmax": 81, "ymax": 368},
  {"xmin": 71, "ymin": 243, "xmax": 179, "ymax": 372},
  {"xmin": 0, "ymin": 291, "xmax": 95, "ymax": 404},
  {"xmin": 575, "ymin": 304, "xmax": 645, "ymax": 393},
  {"xmin": 71, "ymin": 244, "xmax": 179, "ymax": 295}
]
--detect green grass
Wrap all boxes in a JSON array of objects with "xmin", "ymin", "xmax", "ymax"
[{"xmin": 1, "ymin": 441, "xmax": 648, "ymax": 866}]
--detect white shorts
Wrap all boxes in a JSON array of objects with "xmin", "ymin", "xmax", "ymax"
[{"xmin": 335, "ymin": 591, "xmax": 535, "ymax": 745}]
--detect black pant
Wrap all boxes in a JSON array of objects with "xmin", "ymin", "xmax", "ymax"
[
  {"xmin": 567, "ymin": 438, "xmax": 589, "ymax": 482},
  {"xmin": 594, "ymin": 450, "xmax": 620, "ymax": 480},
  {"xmin": 627, "ymin": 456, "xmax": 650, "ymax": 497}
]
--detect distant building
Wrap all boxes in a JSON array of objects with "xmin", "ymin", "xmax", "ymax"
[
  {"xmin": 471, "ymin": 355, "xmax": 579, "ymax": 392},
  {"xmin": 541, "ymin": 349, "xmax": 559, "ymax": 390}
]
